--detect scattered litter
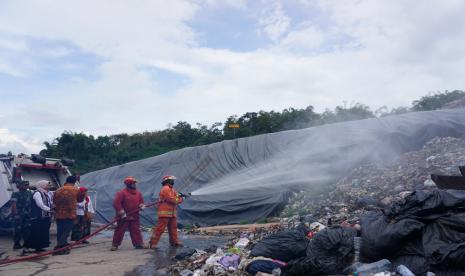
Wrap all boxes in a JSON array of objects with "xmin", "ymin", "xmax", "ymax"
[
  {"xmin": 168, "ymin": 136, "xmax": 465, "ymax": 276},
  {"xmin": 234, "ymin": 237, "xmax": 249, "ymax": 249}
]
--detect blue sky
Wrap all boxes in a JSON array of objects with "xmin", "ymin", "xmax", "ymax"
[{"xmin": 0, "ymin": 0, "xmax": 465, "ymax": 153}]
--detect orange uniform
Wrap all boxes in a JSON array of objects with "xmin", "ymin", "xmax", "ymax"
[
  {"xmin": 150, "ymin": 185, "xmax": 183, "ymax": 247},
  {"xmin": 157, "ymin": 185, "xmax": 183, "ymax": 218}
]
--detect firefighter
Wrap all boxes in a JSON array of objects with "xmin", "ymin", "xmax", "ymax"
[
  {"xmin": 111, "ymin": 176, "xmax": 145, "ymax": 251},
  {"xmin": 11, "ymin": 181, "xmax": 32, "ymax": 250},
  {"xmin": 148, "ymin": 175, "xmax": 185, "ymax": 249}
]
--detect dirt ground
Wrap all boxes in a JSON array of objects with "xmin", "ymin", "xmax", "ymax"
[
  {"xmin": 0, "ymin": 226, "xmax": 232, "ymax": 276},
  {"xmin": 0, "ymin": 230, "xmax": 156, "ymax": 276}
]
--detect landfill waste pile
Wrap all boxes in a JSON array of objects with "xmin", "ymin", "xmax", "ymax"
[
  {"xmin": 82, "ymin": 109, "xmax": 465, "ymax": 226},
  {"xmin": 168, "ymin": 190, "xmax": 465, "ymax": 276},
  {"xmin": 282, "ymin": 136, "xmax": 465, "ymax": 225},
  {"xmin": 166, "ymin": 136, "xmax": 465, "ymax": 275},
  {"xmin": 443, "ymin": 95, "xmax": 465, "ymax": 109}
]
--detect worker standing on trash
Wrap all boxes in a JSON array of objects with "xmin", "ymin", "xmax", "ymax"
[
  {"xmin": 111, "ymin": 176, "xmax": 145, "ymax": 251},
  {"xmin": 148, "ymin": 175, "xmax": 186, "ymax": 249}
]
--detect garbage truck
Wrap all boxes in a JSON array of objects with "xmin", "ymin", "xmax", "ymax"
[{"xmin": 0, "ymin": 153, "xmax": 75, "ymax": 232}]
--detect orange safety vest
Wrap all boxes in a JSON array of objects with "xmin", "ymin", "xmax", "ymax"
[{"xmin": 157, "ymin": 185, "xmax": 183, "ymax": 218}]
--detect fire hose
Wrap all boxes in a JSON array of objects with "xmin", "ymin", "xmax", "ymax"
[{"xmin": 0, "ymin": 201, "xmax": 159, "ymax": 266}]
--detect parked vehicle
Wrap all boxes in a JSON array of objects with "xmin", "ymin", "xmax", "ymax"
[{"xmin": 0, "ymin": 153, "xmax": 75, "ymax": 231}]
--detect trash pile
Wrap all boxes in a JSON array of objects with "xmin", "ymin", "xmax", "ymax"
[
  {"xmin": 167, "ymin": 136, "xmax": 465, "ymax": 276},
  {"xmin": 282, "ymin": 136, "xmax": 465, "ymax": 224}
]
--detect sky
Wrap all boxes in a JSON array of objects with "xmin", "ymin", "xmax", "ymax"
[{"xmin": 0, "ymin": 0, "xmax": 464, "ymax": 154}]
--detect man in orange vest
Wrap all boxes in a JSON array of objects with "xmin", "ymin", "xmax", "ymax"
[{"xmin": 148, "ymin": 175, "xmax": 185, "ymax": 248}]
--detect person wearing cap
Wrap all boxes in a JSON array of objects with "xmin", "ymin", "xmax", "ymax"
[
  {"xmin": 53, "ymin": 175, "xmax": 79, "ymax": 255},
  {"xmin": 11, "ymin": 180, "xmax": 32, "ymax": 250},
  {"xmin": 111, "ymin": 176, "xmax": 145, "ymax": 251},
  {"xmin": 71, "ymin": 186, "xmax": 94, "ymax": 243},
  {"xmin": 148, "ymin": 175, "xmax": 184, "ymax": 249}
]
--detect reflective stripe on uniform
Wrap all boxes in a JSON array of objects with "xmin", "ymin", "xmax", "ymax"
[{"xmin": 158, "ymin": 211, "xmax": 176, "ymax": 215}]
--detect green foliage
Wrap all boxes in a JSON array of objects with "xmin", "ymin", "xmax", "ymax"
[
  {"xmin": 40, "ymin": 91, "xmax": 465, "ymax": 174},
  {"xmin": 412, "ymin": 90, "xmax": 465, "ymax": 111}
]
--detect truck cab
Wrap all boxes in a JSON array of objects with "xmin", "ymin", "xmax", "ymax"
[{"xmin": 0, "ymin": 154, "xmax": 75, "ymax": 231}]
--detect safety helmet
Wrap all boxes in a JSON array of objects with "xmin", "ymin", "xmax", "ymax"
[
  {"xmin": 161, "ymin": 175, "xmax": 176, "ymax": 185},
  {"xmin": 124, "ymin": 176, "xmax": 137, "ymax": 185}
]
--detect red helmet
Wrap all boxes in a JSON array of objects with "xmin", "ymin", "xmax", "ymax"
[
  {"xmin": 124, "ymin": 176, "xmax": 137, "ymax": 185},
  {"xmin": 79, "ymin": 186, "xmax": 88, "ymax": 193}
]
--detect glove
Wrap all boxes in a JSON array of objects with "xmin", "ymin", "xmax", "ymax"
[
  {"xmin": 118, "ymin": 210, "xmax": 127, "ymax": 218},
  {"xmin": 139, "ymin": 204, "xmax": 146, "ymax": 210}
]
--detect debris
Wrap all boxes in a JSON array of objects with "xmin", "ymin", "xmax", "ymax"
[
  {"xmin": 168, "ymin": 136, "xmax": 465, "ymax": 275},
  {"xmin": 234, "ymin": 237, "xmax": 249, "ymax": 249},
  {"xmin": 180, "ymin": 269, "xmax": 194, "ymax": 276},
  {"xmin": 355, "ymin": 259, "xmax": 391, "ymax": 274},
  {"xmin": 282, "ymin": 136, "xmax": 465, "ymax": 225},
  {"xmin": 246, "ymin": 260, "xmax": 285, "ymax": 275},
  {"xmin": 175, "ymin": 247, "xmax": 197, "ymax": 261},
  {"xmin": 397, "ymin": 264, "xmax": 415, "ymax": 276},
  {"xmin": 219, "ymin": 254, "xmax": 240, "ymax": 271}
]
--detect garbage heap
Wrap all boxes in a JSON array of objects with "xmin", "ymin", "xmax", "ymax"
[
  {"xmin": 170, "ymin": 188, "xmax": 465, "ymax": 276},
  {"xmin": 168, "ymin": 136, "xmax": 465, "ymax": 276},
  {"xmin": 282, "ymin": 136, "xmax": 465, "ymax": 225}
]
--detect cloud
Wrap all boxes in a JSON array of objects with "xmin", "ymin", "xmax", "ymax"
[
  {"xmin": 0, "ymin": 0, "xmax": 464, "ymax": 154},
  {"xmin": 0, "ymin": 37, "xmax": 28, "ymax": 52},
  {"xmin": 203, "ymin": 0, "xmax": 247, "ymax": 9},
  {"xmin": 0, "ymin": 128, "xmax": 42, "ymax": 154},
  {"xmin": 0, "ymin": 62, "xmax": 26, "ymax": 77},
  {"xmin": 258, "ymin": 1, "xmax": 291, "ymax": 41}
]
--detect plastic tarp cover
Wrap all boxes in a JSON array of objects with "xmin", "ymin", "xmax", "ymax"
[
  {"xmin": 250, "ymin": 225, "xmax": 309, "ymax": 262},
  {"xmin": 81, "ymin": 109, "xmax": 465, "ymax": 226},
  {"xmin": 281, "ymin": 226, "xmax": 356, "ymax": 276},
  {"xmin": 360, "ymin": 189, "xmax": 465, "ymax": 275}
]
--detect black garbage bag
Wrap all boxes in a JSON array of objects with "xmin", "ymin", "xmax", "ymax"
[
  {"xmin": 360, "ymin": 190, "xmax": 465, "ymax": 275},
  {"xmin": 250, "ymin": 226, "xmax": 309, "ymax": 262},
  {"xmin": 390, "ymin": 255, "xmax": 430, "ymax": 275},
  {"xmin": 386, "ymin": 189, "xmax": 465, "ymax": 221},
  {"xmin": 423, "ymin": 213, "xmax": 465, "ymax": 268},
  {"xmin": 360, "ymin": 211, "xmax": 424, "ymax": 261},
  {"xmin": 281, "ymin": 226, "xmax": 356, "ymax": 276},
  {"xmin": 174, "ymin": 247, "xmax": 196, "ymax": 260}
]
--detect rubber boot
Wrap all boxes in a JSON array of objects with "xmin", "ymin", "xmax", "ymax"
[{"xmin": 13, "ymin": 242, "xmax": 22, "ymax": 250}]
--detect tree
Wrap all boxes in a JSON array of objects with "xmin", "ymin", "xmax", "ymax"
[{"xmin": 412, "ymin": 90, "xmax": 465, "ymax": 111}]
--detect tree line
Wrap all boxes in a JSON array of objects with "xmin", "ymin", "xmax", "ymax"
[{"xmin": 40, "ymin": 90, "xmax": 465, "ymax": 174}]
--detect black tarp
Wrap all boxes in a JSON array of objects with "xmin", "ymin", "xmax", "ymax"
[
  {"xmin": 81, "ymin": 109, "xmax": 465, "ymax": 225},
  {"xmin": 360, "ymin": 189, "xmax": 465, "ymax": 275}
]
